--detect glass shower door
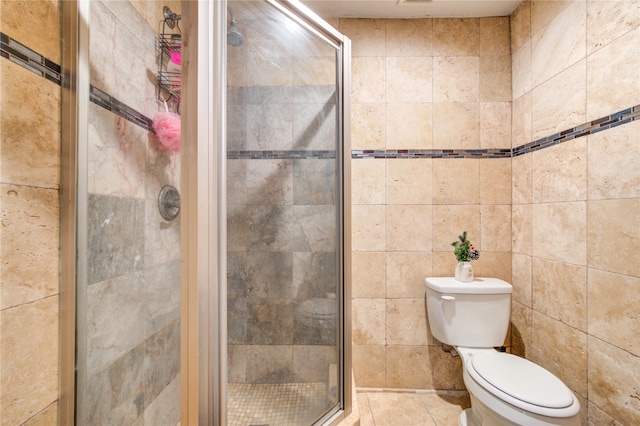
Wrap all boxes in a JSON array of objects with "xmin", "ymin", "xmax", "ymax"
[
  {"xmin": 225, "ymin": 1, "xmax": 347, "ymax": 424},
  {"xmin": 73, "ymin": 1, "xmax": 181, "ymax": 424}
]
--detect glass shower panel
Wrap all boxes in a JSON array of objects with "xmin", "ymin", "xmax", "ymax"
[
  {"xmin": 74, "ymin": 1, "xmax": 181, "ymax": 424},
  {"xmin": 226, "ymin": 1, "xmax": 342, "ymax": 424}
]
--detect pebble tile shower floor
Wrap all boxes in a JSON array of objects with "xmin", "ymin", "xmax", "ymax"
[{"xmin": 228, "ymin": 382, "xmax": 332, "ymax": 426}]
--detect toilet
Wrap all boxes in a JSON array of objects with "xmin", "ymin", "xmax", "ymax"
[{"xmin": 425, "ymin": 277, "xmax": 581, "ymax": 426}]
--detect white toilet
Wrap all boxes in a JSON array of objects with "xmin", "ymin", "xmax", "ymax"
[{"xmin": 425, "ymin": 277, "xmax": 580, "ymax": 426}]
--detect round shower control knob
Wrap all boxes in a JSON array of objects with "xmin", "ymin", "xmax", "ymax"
[{"xmin": 158, "ymin": 185, "xmax": 181, "ymax": 221}]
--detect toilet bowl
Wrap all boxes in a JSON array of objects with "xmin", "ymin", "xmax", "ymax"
[
  {"xmin": 425, "ymin": 277, "xmax": 581, "ymax": 426},
  {"xmin": 456, "ymin": 347, "xmax": 580, "ymax": 426},
  {"xmin": 298, "ymin": 298, "xmax": 336, "ymax": 328}
]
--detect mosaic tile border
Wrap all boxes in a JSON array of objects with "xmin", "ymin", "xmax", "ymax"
[
  {"xmin": 1, "ymin": 33, "xmax": 154, "ymax": 132},
  {"xmin": 353, "ymin": 105, "xmax": 640, "ymax": 160},
  {"xmin": 227, "ymin": 150, "xmax": 336, "ymax": 160},
  {"xmin": 512, "ymin": 105, "xmax": 640, "ymax": 157},
  {"xmin": 352, "ymin": 148, "xmax": 512, "ymax": 159},
  {"xmin": 3, "ymin": 33, "xmax": 638, "ymax": 160},
  {"xmin": 1, "ymin": 32, "xmax": 61, "ymax": 84},
  {"xmin": 89, "ymin": 86, "xmax": 153, "ymax": 132}
]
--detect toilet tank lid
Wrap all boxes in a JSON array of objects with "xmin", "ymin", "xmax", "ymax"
[{"xmin": 424, "ymin": 277, "xmax": 513, "ymax": 294}]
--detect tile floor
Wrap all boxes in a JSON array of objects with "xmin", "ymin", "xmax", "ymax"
[
  {"xmin": 357, "ymin": 391, "xmax": 471, "ymax": 426},
  {"xmin": 227, "ymin": 382, "xmax": 334, "ymax": 426}
]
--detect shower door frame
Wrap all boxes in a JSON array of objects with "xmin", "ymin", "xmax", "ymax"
[
  {"xmin": 182, "ymin": 0, "xmax": 352, "ymax": 423},
  {"xmin": 265, "ymin": 2, "xmax": 353, "ymax": 424},
  {"xmin": 60, "ymin": 0, "xmax": 184, "ymax": 423}
]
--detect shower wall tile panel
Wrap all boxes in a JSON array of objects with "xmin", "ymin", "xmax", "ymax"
[
  {"xmin": 90, "ymin": 0, "xmax": 157, "ymax": 116},
  {"xmin": 85, "ymin": 319, "xmax": 179, "ymax": 425},
  {"xmin": 293, "ymin": 159, "xmax": 336, "ymax": 205},
  {"xmin": 88, "ymin": 103, "xmax": 147, "ymax": 198},
  {"xmin": 292, "ymin": 345, "xmax": 337, "ymax": 382},
  {"xmin": 247, "ymin": 300, "xmax": 295, "ymax": 345},
  {"xmin": 293, "ymin": 102, "xmax": 337, "ymax": 151},
  {"xmin": 246, "ymin": 159, "xmax": 293, "ymax": 205},
  {"xmin": 142, "ymin": 259, "xmax": 181, "ymax": 336},
  {"xmin": 294, "ymin": 303, "xmax": 337, "ymax": 345},
  {"xmin": 86, "ymin": 337, "xmax": 146, "ymax": 425},
  {"xmin": 86, "ymin": 271, "xmax": 147, "ymax": 374},
  {"xmin": 142, "ymin": 374, "xmax": 181, "ymax": 425},
  {"xmin": 292, "ymin": 205, "xmax": 336, "ymax": 252},
  {"xmin": 246, "ymin": 205, "xmax": 294, "ymax": 251},
  {"xmin": 87, "ymin": 194, "xmax": 145, "ymax": 285},
  {"xmin": 246, "ymin": 345, "xmax": 294, "ymax": 384},
  {"xmin": 247, "ymin": 103, "xmax": 294, "ymax": 151},
  {"xmin": 143, "ymin": 319, "xmax": 181, "ymax": 408},
  {"xmin": 247, "ymin": 252, "xmax": 294, "ymax": 299},
  {"xmin": 228, "ymin": 298, "xmax": 248, "ymax": 345},
  {"xmin": 293, "ymin": 252, "xmax": 337, "ymax": 299}
]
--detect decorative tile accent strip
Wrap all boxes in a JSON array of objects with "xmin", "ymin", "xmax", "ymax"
[
  {"xmin": 90, "ymin": 86, "xmax": 154, "ymax": 132},
  {"xmin": 1, "ymin": 32, "xmax": 61, "ymax": 84},
  {"xmin": 352, "ymin": 149, "xmax": 512, "ymax": 159},
  {"xmin": 352, "ymin": 105, "xmax": 639, "ymax": 159},
  {"xmin": 227, "ymin": 150, "xmax": 336, "ymax": 160},
  {"xmin": 4, "ymin": 33, "xmax": 638, "ymax": 158},
  {"xmin": 512, "ymin": 105, "xmax": 640, "ymax": 157},
  {"xmin": 1, "ymin": 33, "xmax": 155, "ymax": 132}
]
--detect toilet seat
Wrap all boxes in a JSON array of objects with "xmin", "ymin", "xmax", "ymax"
[
  {"xmin": 466, "ymin": 351, "xmax": 580, "ymax": 418},
  {"xmin": 298, "ymin": 299, "xmax": 336, "ymax": 320}
]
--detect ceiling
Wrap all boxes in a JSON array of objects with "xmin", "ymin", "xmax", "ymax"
[{"xmin": 300, "ymin": 0, "xmax": 522, "ymax": 19}]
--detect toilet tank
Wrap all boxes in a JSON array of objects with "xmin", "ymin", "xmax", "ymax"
[{"xmin": 425, "ymin": 277, "xmax": 512, "ymax": 348}]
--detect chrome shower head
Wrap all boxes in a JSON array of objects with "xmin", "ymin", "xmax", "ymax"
[
  {"xmin": 227, "ymin": 22, "xmax": 245, "ymax": 46},
  {"xmin": 227, "ymin": 7, "xmax": 245, "ymax": 46}
]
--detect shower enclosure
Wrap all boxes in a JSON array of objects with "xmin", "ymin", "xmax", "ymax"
[
  {"xmin": 62, "ymin": 0, "xmax": 350, "ymax": 424},
  {"xmin": 224, "ymin": 1, "xmax": 350, "ymax": 424}
]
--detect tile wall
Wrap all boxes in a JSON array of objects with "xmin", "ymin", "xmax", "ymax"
[
  {"xmin": 341, "ymin": 16, "xmax": 514, "ymax": 391},
  {"xmin": 343, "ymin": 5, "xmax": 639, "ymax": 424},
  {"xmin": 510, "ymin": 1, "xmax": 639, "ymax": 424},
  {"xmin": 226, "ymin": 7, "xmax": 340, "ymax": 387},
  {"xmin": 1, "ymin": 0, "xmax": 183, "ymax": 424},
  {"xmin": 1, "ymin": 0, "xmax": 637, "ymax": 423},
  {"xmin": 1, "ymin": 0, "xmax": 61, "ymax": 423}
]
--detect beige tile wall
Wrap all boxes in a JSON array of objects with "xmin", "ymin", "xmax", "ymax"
[
  {"xmin": 1, "ymin": 0, "xmax": 637, "ymax": 421},
  {"xmin": 342, "ymin": 17, "xmax": 512, "ymax": 391},
  {"xmin": 510, "ymin": 1, "xmax": 640, "ymax": 424},
  {"xmin": 0, "ymin": 1, "xmax": 61, "ymax": 424}
]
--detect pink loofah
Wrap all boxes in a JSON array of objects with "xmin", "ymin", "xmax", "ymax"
[{"xmin": 152, "ymin": 111, "xmax": 181, "ymax": 152}]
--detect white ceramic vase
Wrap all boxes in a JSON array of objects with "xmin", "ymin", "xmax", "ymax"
[{"xmin": 455, "ymin": 261, "xmax": 474, "ymax": 282}]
